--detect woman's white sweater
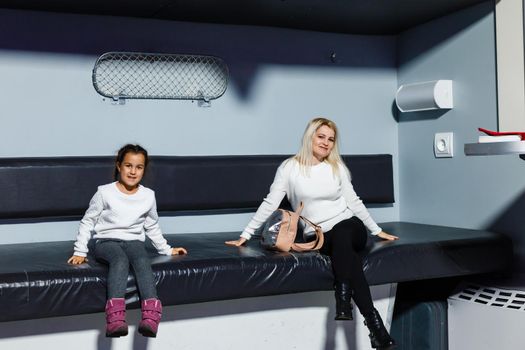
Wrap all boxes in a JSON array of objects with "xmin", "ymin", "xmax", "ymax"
[{"xmin": 241, "ymin": 159, "xmax": 382, "ymax": 240}]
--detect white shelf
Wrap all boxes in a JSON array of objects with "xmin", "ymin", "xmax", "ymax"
[{"xmin": 464, "ymin": 141, "xmax": 525, "ymax": 159}]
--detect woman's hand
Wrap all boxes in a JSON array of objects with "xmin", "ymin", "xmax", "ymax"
[
  {"xmin": 225, "ymin": 237, "xmax": 247, "ymax": 247},
  {"xmin": 172, "ymin": 247, "xmax": 188, "ymax": 255},
  {"xmin": 67, "ymin": 255, "xmax": 88, "ymax": 265},
  {"xmin": 377, "ymin": 231, "xmax": 399, "ymax": 241}
]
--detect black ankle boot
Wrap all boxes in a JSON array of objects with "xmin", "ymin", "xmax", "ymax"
[
  {"xmin": 363, "ymin": 308, "xmax": 396, "ymax": 349},
  {"xmin": 334, "ymin": 281, "xmax": 353, "ymax": 321}
]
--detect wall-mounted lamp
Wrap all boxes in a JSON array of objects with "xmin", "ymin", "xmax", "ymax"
[{"xmin": 395, "ymin": 80, "xmax": 453, "ymax": 112}]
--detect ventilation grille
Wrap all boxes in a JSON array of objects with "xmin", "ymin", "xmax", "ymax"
[
  {"xmin": 451, "ymin": 283, "xmax": 525, "ymax": 312},
  {"xmin": 92, "ymin": 52, "xmax": 228, "ymax": 101}
]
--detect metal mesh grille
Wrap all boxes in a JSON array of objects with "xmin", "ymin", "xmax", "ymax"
[{"xmin": 92, "ymin": 52, "xmax": 228, "ymax": 101}]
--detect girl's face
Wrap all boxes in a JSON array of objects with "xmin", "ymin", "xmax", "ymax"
[
  {"xmin": 312, "ymin": 125, "xmax": 335, "ymax": 163},
  {"xmin": 116, "ymin": 152, "xmax": 146, "ymax": 190}
]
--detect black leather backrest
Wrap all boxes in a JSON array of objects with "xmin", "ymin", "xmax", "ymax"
[{"xmin": 0, "ymin": 154, "xmax": 393, "ymax": 221}]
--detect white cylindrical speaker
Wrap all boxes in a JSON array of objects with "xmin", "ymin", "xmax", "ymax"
[{"xmin": 395, "ymin": 80, "xmax": 453, "ymax": 112}]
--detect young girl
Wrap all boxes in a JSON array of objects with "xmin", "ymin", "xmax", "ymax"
[{"xmin": 67, "ymin": 144, "xmax": 187, "ymax": 338}]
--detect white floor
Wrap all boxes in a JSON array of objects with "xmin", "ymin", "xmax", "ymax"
[{"xmin": 0, "ymin": 284, "xmax": 396, "ymax": 350}]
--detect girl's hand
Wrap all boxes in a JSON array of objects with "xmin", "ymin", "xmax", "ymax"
[
  {"xmin": 225, "ymin": 238, "xmax": 247, "ymax": 247},
  {"xmin": 377, "ymin": 231, "xmax": 399, "ymax": 241},
  {"xmin": 67, "ymin": 255, "xmax": 88, "ymax": 265},
  {"xmin": 172, "ymin": 247, "xmax": 188, "ymax": 255}
]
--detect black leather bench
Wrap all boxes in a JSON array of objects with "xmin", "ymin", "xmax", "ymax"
[{"xmin": 0, "ymin": 155, "xmax": 512, "ymax": 322}]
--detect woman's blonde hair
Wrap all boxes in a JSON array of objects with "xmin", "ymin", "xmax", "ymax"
[{"xmin": 293, "ymin": 117, "xmax": 348, "ymax": 177}]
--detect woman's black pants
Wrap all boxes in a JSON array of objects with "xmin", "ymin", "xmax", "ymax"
[{"xmin": 320, "ymin": 216, "xmax": 374, "ymax": 316}]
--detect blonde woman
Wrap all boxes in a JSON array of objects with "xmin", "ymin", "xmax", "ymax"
[{"xmin": 226, "ymin": 118, "xmax": 398, "ymax": 349}]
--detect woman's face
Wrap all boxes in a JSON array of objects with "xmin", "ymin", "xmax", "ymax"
[
  {"xmin": 312, "ymin": 125, "xmax": 335, "ymax": 162},
  {"xmin": 116, "ymin": 152, "xmax": 146, "ymax": 190}
]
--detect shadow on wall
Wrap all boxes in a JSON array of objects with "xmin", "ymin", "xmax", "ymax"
[
  {"xmin": 488, "ymin": 189, "xmax": 525, "ymax": 273},
  {"xmin": 0, "ymin": 292, "xmax": 333, "ymax": 334},
  {"xmin": 0, "ymin": 291, "xmax": 382, "ymax": 350},
  {"xmin": 397, "ymin": 1, "xmax": 493, "ymax": 68},
  {"xmin": 0, "ymin": 3, "xmax": 491, "ymax": 114},
  {"xmin": 0, "ymin": 8, "xmax": 393, "ymax": 102}
]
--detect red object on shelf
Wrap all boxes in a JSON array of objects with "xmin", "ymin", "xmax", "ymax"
[{"xmin": 478, "ymin": 127, "xmax": 525, "ymax": 140}]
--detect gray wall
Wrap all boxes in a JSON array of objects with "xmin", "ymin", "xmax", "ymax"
[
  {"xmin": 398, "ymin": 2, "xmax": 525, "ymax": 271},
  {"xmin": 0, "ymin": 9, "xmax": 399, "ymax": 243}
]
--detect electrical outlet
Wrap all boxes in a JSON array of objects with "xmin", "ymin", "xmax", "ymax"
[{"xmin": 434, "ymin": 132, "xmax": 454, "ymax": 158}]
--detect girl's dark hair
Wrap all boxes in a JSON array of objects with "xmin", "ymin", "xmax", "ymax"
[{"xmin": 114, "ymin": 144, "xmax": 149, "ymax": 181}]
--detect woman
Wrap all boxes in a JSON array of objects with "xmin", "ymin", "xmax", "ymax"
[{"xmin": 226, "ymin": 118, "xmax": 398, "ymax": 349}]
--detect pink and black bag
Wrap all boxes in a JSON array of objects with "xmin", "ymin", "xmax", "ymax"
[{"xmin": 260, "ymin": 202, "xmax": 324, "ymax": 252}]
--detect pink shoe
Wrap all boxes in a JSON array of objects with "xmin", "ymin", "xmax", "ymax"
[
  {"xmin": 138, "ymin": 298, "xmax": 162, "ymax": 337},
  {"xmin": 105, "ymin": 298, "xmax": 128, "ymax": 337}
]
